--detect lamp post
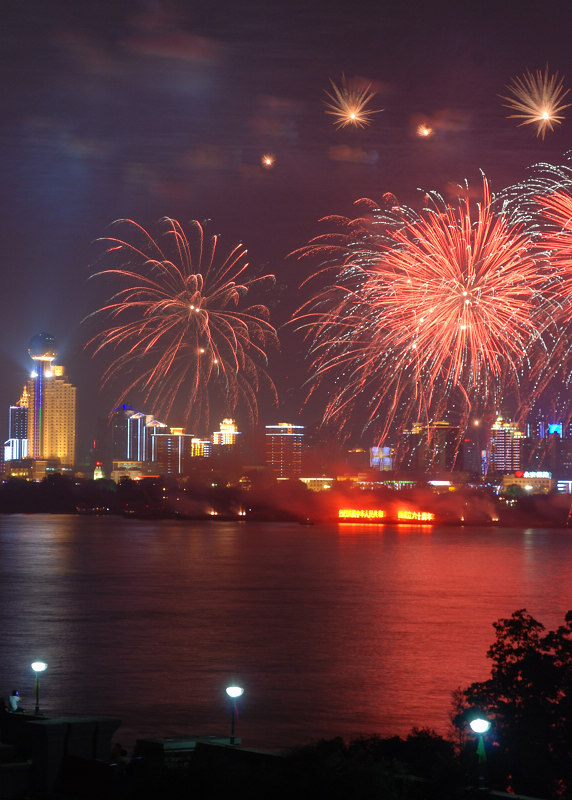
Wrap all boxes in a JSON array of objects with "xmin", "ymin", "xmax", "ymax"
[
  {"xmin": 225, "ymin": 685, "xmax": 244, "ymax": 745},
  {"xmin": 31, "ymin": 661, "xmax": 47, "ymax": 715},
  {"xmin": 469, "ymin": 717, "xmax": 491, "ymax": 788}
]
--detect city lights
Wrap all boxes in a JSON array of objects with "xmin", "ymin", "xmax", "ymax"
[
  {"xmin": 397, "ymin": 510, "xmax": 435, "ymax": 522},
  {"xmin": 338, "ymin": 508, "xmax": 385, "ymax": 520},
  {"xmin": 338, "ymin": 509, "xmax": 435, "ymax": 522}
]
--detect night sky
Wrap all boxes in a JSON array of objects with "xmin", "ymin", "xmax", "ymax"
[{"xmin": 2, "ymin": 0, "xmax": 572, "ymax": 457}]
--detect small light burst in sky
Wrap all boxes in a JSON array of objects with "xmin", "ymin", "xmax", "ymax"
[
  {"xmin": 416, "ymin": 123, "xmax": 433, "ymax": 138},
  {"xmin": 323, "ymin": 74, "xmax": 382, "ymax": 129},
  {"xmin": 501, "ymin": 66, "xmax": 571, "ymax": 139},
  {"xmin": 261, "ymin": 153, "xmax": 275, "ymax": 168}
]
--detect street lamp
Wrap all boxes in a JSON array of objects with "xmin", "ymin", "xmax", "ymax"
[
  {"xmin": 469, "ymin": 716, "xmax": 491, "ymax": 787},
  {"xmin": 225, "ymin": 685, "xmax": 244, "ymax": 745},
  {"xmin": 31, "ymin": 661, "xmax": 47, "ymax": 715}
]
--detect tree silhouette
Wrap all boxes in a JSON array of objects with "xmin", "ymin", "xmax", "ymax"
[{"xmin": 454, "ymin": 608, "xmax": 572, "ymax": 796}]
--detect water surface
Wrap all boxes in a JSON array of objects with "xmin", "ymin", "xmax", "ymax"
[{"xmin": 1, "ymin": 516, "xmax": 571, "ymax": 751}]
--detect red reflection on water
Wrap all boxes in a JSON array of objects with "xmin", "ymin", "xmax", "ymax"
[{"xmin": 2, "ymin": 518, "xmax": 572, "ymax": 752}]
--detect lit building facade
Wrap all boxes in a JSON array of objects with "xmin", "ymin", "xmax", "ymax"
[
  {"xmin": 111, "ymin": 405, "xmax": 135, "ymax": 461},
  {"xmin": 109, "ymin": 402, "xmax": 210, "ymax": 477},
  {"xmin": 126, "ymin": 412, "xmax": 154, "ymax": 461},
  {"xmin": 300, "ymin": 477, "xmax": 334, "ymax": 491},
  {"xmin": 111, "ymin": 460, "xmax": 147, "ymax": 483},
  {"xmin": 502, "ymin": 470, "xmax": 554, "ymax": 494},
  {"xmin": 191, "ymin": 438, "xmax": 211, "ymax": 458},
  {"xmin": 212, "ymin": 418, "xmax": 239, "ymax": 447},
  {"xmin": 370, "ymin": 445, "xmax": 394, "ymax": 471},
  {"xmin": 111, "ymin": 406, "xmax": 168, "ymax": 464},
  {"xmin": 4, "ymin": 394, "xmax": 29, "ymax": 462},
  {"xmin": 265, "ymin": 422, "xmax": 305, "ymax": 477},
  {"xmin": 152, "ymin": 427, "xmax": 193, "ymax": 475},
  {"xmin": 488, "ymin": 417, "xmax": 524, "ymax": 474},
  {"xmin": 401, "ymin": 420, "xmax": 459, "ymax": 473},
  {"xmin": 146, "ymin": 419, "xmax": 168, "ymax": 461},
  {"xmin": 25, "ymin": 333, "xmax": 76, "ymax": 476}
]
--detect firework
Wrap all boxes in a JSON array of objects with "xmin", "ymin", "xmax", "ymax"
[
  {"xmin": 416, "ymin": 123, "xmax": 433, "ymax": 138},
  {"xmin": 324, "ymin": 74, "xmax": 381, "ymax": 129},
  {"xmin": 501, "ymin": 66, "xmax": 571, "ymax": 139},
  {"xmin": 493, "ymin": 159, "xmax": 572, "ymax": 415},
  {"xmin": 533, "ymin": 185, "xmax": 572, "ymax": 399},
  {"xmin": 261, "ymin": 153, "xmax": 275, "ymax": 168},
  {"xmin": 293, "ymin": 177, "xmax": 556, "ymax": 444},
  {"xmin": 86, "ymin": 218, "xmax": 278, "ymax": 429},
  {"xmin": 538, "ymin": 189, "xmax": 572, "ymax": 280}
]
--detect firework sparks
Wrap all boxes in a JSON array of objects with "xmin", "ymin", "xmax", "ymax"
[
  {"xmin": 293, "ymin": 177, "xmax": 555, "ymax": 444},
  {"xmin": 261, "ymin": 153, "xmax": 275, "ymax": 168},
  {"xmin": 493, "ymin": 160, "xmax": 572, "ymax": 428},
  {"xmin": 86, "ymin": 218, "xmax": 278, "ymax": 429},
  {"xmin": 324, "ymin": 74, "xmax": 382, "ymax": 129},
  {"xmin": 537, "ymin": 188, "xmax": 572, "ymax": 283},
  {"xmin": 536, "ymin": 186, "xmax": 572, "ymax": 343},
  {"xmin": 416, "ymin": 123, "xmax": 433, "ymax": 137},
  {"xmin": 501, "ymin": 66, "xmax": 571, "ymax": 139}
]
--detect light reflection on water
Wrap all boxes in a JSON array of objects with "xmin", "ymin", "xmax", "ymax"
[{"xmin": 1, "ymin": 515, "xmax": 572, "ymax": 752}]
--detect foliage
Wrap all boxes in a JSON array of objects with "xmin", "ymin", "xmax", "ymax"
[{"xmin": 454, "ymin": 608, "xmax": 572, "ymax": 797}]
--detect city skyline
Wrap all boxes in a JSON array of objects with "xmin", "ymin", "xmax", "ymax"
[
  {"xmin": 4, "ymin": 1, "xmax": 572, "ymax": 453},
  {"xmin": 5, "ymin": 336, "xmax": 572, "ymax": 482}
]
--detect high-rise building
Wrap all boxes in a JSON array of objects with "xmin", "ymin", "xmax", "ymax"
[
  {"xmin": 110, "ymin": 406, "xmax": 167, "ymax": 466},
  {"xmin": 401, "ymin": 420, "xmax": 459, "ymax": 473},
  {"xmin": 111, "ymin": 404, "xmax": 136, "ymax": 461},
  {"xmin": 152, "ymin": 427, "xmax": 193, "ymax": 475},
  {"xmin": 460, "ymin": 435, "xmax": 482, "ymax": 475},
  {"xmin": 190, "ymin": 438, "xmax": 211, "ymax": 458},
  {"xmin": 146, "ymin": 419, "xmax": 168, "ymax": 461},
  {"xmin": 265, "ymin": 423, "xmax": 305, "ymax": 477},
  {"xmin": 126, "ymin": 412, "xmax": 153, "ymax": 461},
  {"xmin": 25, "ymin": 333, "xmax": 76, "ymax": 477},
  {"xmin": 4, "ymin": 390, "xmax": 29, "ymax": 462},
  {"xmin": 212, "ymin": 418, "xmax": 239, "ymax": 447},
  {"xmin": 488, "ymin": 417, "xmax": 524, "ymax": 474}
]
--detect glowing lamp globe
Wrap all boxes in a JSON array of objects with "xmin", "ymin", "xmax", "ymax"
[
  {"xmin": 28, "ymin": 333, "xmax": 57, "ymax": 362},
  {"xmin": 226, "ymin": 686, "xmax": 244, "ymax": 699},
  {"xmin": 31, "ymin": 661, "xmax": 47, "ymax": 715},
  {"xmin": 469, "ymin": 718, "xmax": 491, "ymax": 734}
]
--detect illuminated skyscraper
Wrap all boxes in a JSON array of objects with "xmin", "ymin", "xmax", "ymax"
[
  {"xmin": 146, "ymin": 419, "xmax": 168, "ymax": 460},
  {"xmin": 111, "ymin": 404, "xmax": 135, "ymax": 461},
  {"xmin": 4, "ymin": 389, "xmax": 29, "ymax": 462},
  {"xmin": 191, "ymin": 438, "xmax": 211, "ymax": 458},
  {"xmin": 126, "ymin": 412, "xmax": 153, "ymax": 461},
  {"xmin": 151, "ymin": 427, "xmax": 193, "ymax": 475},
  {"xmin": 110, "ymin": 406, "xmax": 172, "ymax": 474},
  {"xmin": 212, "ymin": 418, "xmax": 239, "ymax": 447},
  {"xmin": 26, "ymin": 333, "xmax": 76, "ymax": 477},
  {"xmin": 265, "ymin": 422, "xmax": 305, "ymax": 477},
  {"xmin": 488, "ymin": 417, "xmax": 524, "ymax": 473}
]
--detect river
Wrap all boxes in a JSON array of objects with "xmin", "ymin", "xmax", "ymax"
[{"xmin": 1, "ymin": 515, "xmax": 572, "ymax": 753}]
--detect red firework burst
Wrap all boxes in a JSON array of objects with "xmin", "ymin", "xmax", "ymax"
[
  {"xmin": 538, "ymin": 190, "xmax": 572, "ymax": 296},
  {"xmin": 86, "ymin": 217, "xmax": 278, "ymax": 429},
  {"xmin": 293, "ymin": 177, "xmax": 555, "ymax": 441}
]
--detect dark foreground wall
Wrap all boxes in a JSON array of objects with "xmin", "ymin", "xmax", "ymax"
[{"xmin": 0, "ymin": 711, "xmax": 120, "ymax": 796}]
